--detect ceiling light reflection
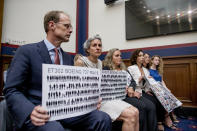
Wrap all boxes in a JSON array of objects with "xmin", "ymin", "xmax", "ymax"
[{"xmin": 188, "ymin": 10, "xmax": 192, "ymax": 14}]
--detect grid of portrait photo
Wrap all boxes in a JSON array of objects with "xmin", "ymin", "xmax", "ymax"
[
  {"xmin": 42, "ymin": 64, "xmax": 129, "ymax": 121},
  {"xmin": 101, "ymin": 70, "xmax": 127, "ymax": 103},
  {"xmin": 42, "ymin": 64, "xmax": 101, "ymax": 121},
  {"xmin": 146, "ymin": 78, "xmax": 182, "ymax": 113}
]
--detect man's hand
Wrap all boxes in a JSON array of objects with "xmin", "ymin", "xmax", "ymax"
[
  {"xmin": 134, "ymin": 91, "xmax": 141, "ymax": 99},
  {"xmin": 30, "ymin": 105, "xmax": 50, "ymax": 126}
]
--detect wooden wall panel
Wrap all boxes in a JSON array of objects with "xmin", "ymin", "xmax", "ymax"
[
  {"xmin": 163, "ymin": 64, "xmax": 191, "ymax": 102},
  {"xmin": 162, "ymin": 55, "xmax": 197, "ymax": 107},
  {"xmin": 191, "ymin": 60, "xmax": 197, "ymax": 105},
  {"xmin": 123, "ymin": 59, "xmax": 131, "ymax": 67}
]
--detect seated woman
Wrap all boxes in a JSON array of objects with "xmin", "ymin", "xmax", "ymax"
[
  {"xmin": 125, "ymin": 50, "xmax": 158, "ymax": 131},
  {"xmin": 128, "ymin": 49, "xmax": 166, "ymax": 131},
  {"xmin": 143, "ymin": 53, "xmax": 150, "ymax": 69},
  {"xmin": 149, "ymin": 55, "xmax": 179, "ymax": 129},
  {"xmin": 102, "ymin": 48, "xmax": 157, "ymax": 131},
  {"xmin": 74, "ymin": 35, "xmax": 139, "ymax": 131}
]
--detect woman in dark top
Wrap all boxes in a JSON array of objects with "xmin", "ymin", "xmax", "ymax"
[
  {"xmin": 103, "ymin": 48, "xmax": 157, "ymax": 131},
  {"xmin": 143, "ymin": 53, "xmax": 150, "ymax": 69}
]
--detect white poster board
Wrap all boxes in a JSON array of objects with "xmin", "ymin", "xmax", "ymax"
[
  {"xmin": 42, "ymin": 64, "xmax": 100, "ymax": 121},
  {"xmin": 101, "ymin": 70, "xmax": 127, "ymax": 103}
]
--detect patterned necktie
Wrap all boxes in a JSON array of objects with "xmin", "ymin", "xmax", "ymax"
[{"xmin": 54, "ymin": 48, "xmax": 60, "ymax": 65}]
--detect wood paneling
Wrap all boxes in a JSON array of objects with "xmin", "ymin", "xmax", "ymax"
[
  {"xmin": 123, "ymin": 55, "xmax": 197, "ymax": 107},
  {"xmin": 163, "ymin": 64, "xmax": 191, "ymax": 102},
  {"xmin": 123, "ymin": 59, "xmax": 131, "ymax": 67},
  {"xmin": 163, "ymin": 55, "xmax": 197, "ymax": 107}
]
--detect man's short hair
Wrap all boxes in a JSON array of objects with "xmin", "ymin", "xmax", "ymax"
[{"xmin": 44, "ymin": 10, "xmax": 68, "ymax": 33}]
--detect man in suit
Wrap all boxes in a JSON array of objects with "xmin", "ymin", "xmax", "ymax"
[{"xmin": 4, "ymin": 10, "xmax": 111, "ymax": 131}]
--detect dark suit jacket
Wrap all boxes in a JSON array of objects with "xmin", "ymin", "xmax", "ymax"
[{"xmin": 4, "ymin": 41, "xmax": 74, "ymax": 128}]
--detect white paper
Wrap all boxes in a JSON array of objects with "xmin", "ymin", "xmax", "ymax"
[
  {"xmin": 42, "ymin": 64, "xmax": 101, "ymax": 121},
  {"xmin": 101, "ymin": 70, "xmax": 127, "ymax": 103}
]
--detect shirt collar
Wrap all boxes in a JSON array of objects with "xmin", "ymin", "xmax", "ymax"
[{"xmin": 44, "ymin": 38, "xmax": 60, "ymax": 51}]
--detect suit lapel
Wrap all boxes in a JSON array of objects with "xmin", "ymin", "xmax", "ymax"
[
  {"xmin": 60, "ymin": 48, "xmax": 73, "ymax": 65},
  {"xmin": 60, "ymin": 48, "xmax": 68, "ymax": 65},
  {"xmin": 37, "ymin": 41, "xmax": 52, "ymax": 64}
]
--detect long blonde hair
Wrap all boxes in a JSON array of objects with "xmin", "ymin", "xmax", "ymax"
[
  {"xmin": 151, "ymin": 55, "xmax": 163, "ymax": 75},
  {"xmin": 103, "ymin": 48, "xmax": 126, "ymax": 70}
]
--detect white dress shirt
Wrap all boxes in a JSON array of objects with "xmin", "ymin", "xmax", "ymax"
[{"xmin": 44, "ymin": 38, "xmax": 63, "ymax": 65}]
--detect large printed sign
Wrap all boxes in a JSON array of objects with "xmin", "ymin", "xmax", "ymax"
[
  {"xmin": 101, "ymin": 70, "xmax": 127, "ymax": 102},
  {"xmin": 42, "ymin": 64, "xmax": 101, "ymax": 121},
  {"xmin": 42, "ymin": 64, "xmax": 127, "ymax": 121}
]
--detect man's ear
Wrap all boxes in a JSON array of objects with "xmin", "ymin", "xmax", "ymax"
[{"xmin": 48, "ymin": 21, "xmax": 56, "ymax": 31}]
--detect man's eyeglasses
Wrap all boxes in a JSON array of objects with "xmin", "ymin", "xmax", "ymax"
[{"xmin": 56, "ymin": 22, "xmax": 73, "ymax": 29}]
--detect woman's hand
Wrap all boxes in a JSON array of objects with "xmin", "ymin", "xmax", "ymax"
[
  {"xmin": 139, "ymin": 75, "xmax": 144, "ymax": 82},
  {"xmin": 146, "ymin": 91, "xmax": 153, "ymax": 96},
  {"xmin": 127, "ymin": 87, "xmax": 135, "ymax": 97},
  {"xmin": 148, "ymin": 76, "xmax": 152, "ymax": 78},
  {"xmin": 134, "ymin": 91, "xmax": 141, "ymax": 99}
]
